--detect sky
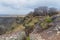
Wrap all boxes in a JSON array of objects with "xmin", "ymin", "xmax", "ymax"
[{"xmin": 0, "ymin": 0, "xmax": 60, "ymax": 15}]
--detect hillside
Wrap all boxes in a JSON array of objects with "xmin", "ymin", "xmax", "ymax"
[
  {"xmin": 0, "ymin": 6, "xmax": 60, "ymax": 40},
  {"xmin": 22, "ymin": 7, "xmax": 60, "ymax": 40}
]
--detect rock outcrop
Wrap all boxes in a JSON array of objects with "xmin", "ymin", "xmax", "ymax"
[{"xmin": 30, "ymin": 14, "xmax": 60, "ymax": 40}]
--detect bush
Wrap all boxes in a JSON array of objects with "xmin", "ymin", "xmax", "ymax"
[
  {"xmin": 26, "ymin": 36, "xmax": 30, "ymax": 40},
  {"xmin": 40, "ymin": 16, "xmax": 53, "ymax": 29},
  {"xmin": 0, "ymin": 27, "xmax": 6, "ymax": 35},
  {"xmin": 45, "ymin": 16, "xmax": 52, "ymax": 23},
  {"xmin": 40, "ymin": 22, "xmax": 48, "ymax": 29}
]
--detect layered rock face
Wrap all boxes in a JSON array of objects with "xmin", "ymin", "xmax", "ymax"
[
  {"xmin": 30, "ymin": 14, "xmax": 60, "ymax": 40},
  {"xmin": 0, "ymin": 30, "xmax": 26, "ymax": 40}
]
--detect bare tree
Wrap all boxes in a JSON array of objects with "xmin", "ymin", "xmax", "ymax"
[
  {"xmin": 48, "ymin": 7, "xmax": 58, "ymax": 16},
  {"xmin": 33, "ymin": 6, "xmax": 58, "ymax": 16},
  {"xmin": 33, "ymin": 6, "xmax": 48, "ymax": 16},
  {"xmin": 26, "ymin": 6, "xmax": 59, "ymax": 17}
]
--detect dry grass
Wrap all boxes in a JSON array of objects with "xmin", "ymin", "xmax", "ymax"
[{"xmin": 6, "ymin": 24, "xmax": 25, "ymax": 34}]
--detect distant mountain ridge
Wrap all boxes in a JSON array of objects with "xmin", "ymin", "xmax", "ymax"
[{"xmin": 0, "ymin": 14, "xmax": 25, "ymax": 17}]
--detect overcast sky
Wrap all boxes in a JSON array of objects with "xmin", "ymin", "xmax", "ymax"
[{"xmin": 0, "ymin": 0, "xmax": 60, "ymax": 15}]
